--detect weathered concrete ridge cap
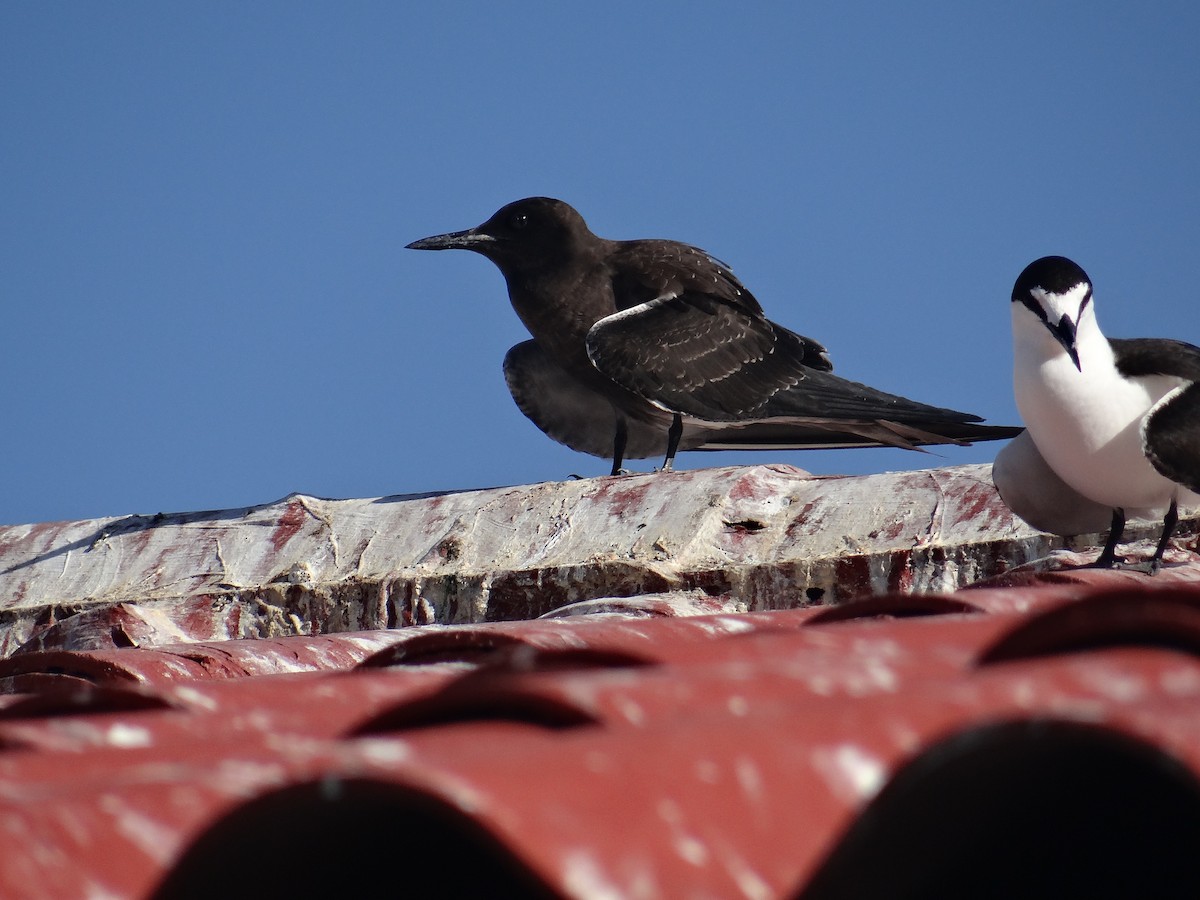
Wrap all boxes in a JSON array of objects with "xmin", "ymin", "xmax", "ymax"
[{"xmin": 8, "ymin": 463, "xmax": 1195, "ymax": 656}]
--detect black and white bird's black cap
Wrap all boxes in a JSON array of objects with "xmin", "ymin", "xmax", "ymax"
[
  {"xmin": 408, "ymin": 197, "xmax": 1021, "ymax": 475},
  {"xmin": 999, "ymin": 254, "xmax": 1200, "ymax": 570}
]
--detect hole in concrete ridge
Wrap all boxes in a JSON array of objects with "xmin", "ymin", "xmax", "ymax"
[
  {"xmin": 799, "ymin": 721, "xmax": 1200, "ymax": 900},
  {"xmin": 349, "ymin": 690, "xmax": 599, "ymax": 736},
  {"xmin": 724, "ymin": 518, "xmax": 766, "ymax": 533},
  {"xmin": 806, "ymin": 594, "xmax": 979, "ymax": 625},
  {"xmin": 151, "ymin": 779, "xmax": 557, "ymax": 900},
  {"xmin": 0, "ymin": 685, "xmax": 173, "ymax": 720},
  {"xmin": 978, "ymin": 592, "xmax": 1200, "ymax": 666}
]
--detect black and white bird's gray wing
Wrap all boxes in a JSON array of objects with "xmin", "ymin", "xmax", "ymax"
[
  {"xmin": 587, "ymin": 241, "xmax": 1020, "ymax": 450},
  {"xmin": 1113, "ymin": 337, "xmax": 1200, "ymax": 494}
]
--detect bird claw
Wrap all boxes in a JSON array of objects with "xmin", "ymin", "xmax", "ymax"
[{"xmin": 1115, "ymin": 558, "xmax": 1165, "ymax": 576}]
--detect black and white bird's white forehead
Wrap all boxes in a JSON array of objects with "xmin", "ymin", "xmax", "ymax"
[{"xmin": 1012, "ymin": 255, "xmax": 1092, "ymax": 303}]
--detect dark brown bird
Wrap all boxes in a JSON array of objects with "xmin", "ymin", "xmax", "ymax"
[{"xmin": 408, "ymin": 197, "xmax": 1021, "ymax": 475}]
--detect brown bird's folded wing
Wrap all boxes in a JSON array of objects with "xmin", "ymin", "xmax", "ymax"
[{"xmin": 585, "ymin": 280, "xmax": 1019, "ymax": 449}]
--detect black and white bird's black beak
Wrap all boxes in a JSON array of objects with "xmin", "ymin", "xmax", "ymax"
[
  {"xmin": 406, "ymin": 227, "xmax": 497, "ymax": 252},
  {"xmin": 1011, "ymin": 255, "xmax": 1092, "ymax": 372},
  {"xmin": 1046, "ymin": 312, "xmax": 1082, "ymax": 371}
]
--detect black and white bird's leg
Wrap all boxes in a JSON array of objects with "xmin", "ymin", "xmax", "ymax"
[
  {"xmin": 1095, "ymin": 501, "xmax": 1180, "ymax": 573},
  {"xmin": 1093, "ymin": 508, "xmax": 1127, "ymax": 568},
  {"xmin": 660, "ymin": 413, "xmax": 684, "ymax": 473},
  {"xmin": 1143, "ymin": 499, "xmax": 1180, "ymax": 574}
]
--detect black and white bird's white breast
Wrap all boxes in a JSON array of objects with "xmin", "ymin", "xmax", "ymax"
[{"xmin": 1011, "ymin": 266, "xmax": 1197, "ymax": 514}]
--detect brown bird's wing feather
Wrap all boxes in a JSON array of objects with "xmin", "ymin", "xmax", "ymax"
[{"xmin": 589, "ymin": 241, "xmax": 999, "ymax": 440}]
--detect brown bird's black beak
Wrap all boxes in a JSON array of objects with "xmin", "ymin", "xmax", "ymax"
[{"xmin": 406, "ymin": 227, "xmax": 496, "ymax": 252}]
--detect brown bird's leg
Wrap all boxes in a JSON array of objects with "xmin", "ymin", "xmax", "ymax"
[
  {"xmin": 661, "ymin": 413, "xmax": 683, "ymax": 473},
  {"xmin": 610, "ymin": 415, "xmax": 628, "ymax": 476}
]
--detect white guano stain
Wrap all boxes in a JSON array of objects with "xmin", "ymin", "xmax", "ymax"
[
  {"xmin": 104, "ymin": 723, "xmax": 153, "ymax": 748},
  {"xmin": 734, "ymin": 756, "xmax": 765, "ymax": 804},
  {"xmin": 722, "ymin": 849, "xmax": 774, "ymax": 900},
  {"xmin": 813, "ymin": 743, "xmax": 887, "ymax": 802},
  {"xmin": 561, "ymin": 850, "xmax": 630, "ymax": 900},
  {"xmin": 355, "ymin": 736, "xmax": 414, "ymax": 767},
  {"xmin": 99, "ymin": 795, "xmax": 178, "ymax": 865},
  {"xmin": 657, "ymin": 798, "xmax": 709, "ymax": 868},
  {"xmin": 170, "ymin": 685, "xmax": 218, "ymax": 711},
  {"xmin": 615, "ymin": 696, "xmax": 646, "ymax": 726},
  {"xmin": 84, "ymin": 882, "xmax": 124, "ymax": 900}
]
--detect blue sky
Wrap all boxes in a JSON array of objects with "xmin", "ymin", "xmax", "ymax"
[{"xmin": 3, "ymin": 3, "xmax": 1198, "ymax": 525}]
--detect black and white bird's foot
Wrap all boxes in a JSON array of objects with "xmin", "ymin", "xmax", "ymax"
[
  {"xmin": 1115, "ymin": 557, "xmax": 1166, "ymax": 575},
  {"xmin": 1087, "ymin": 552, "xmax": 1126, "ymax": 570},
  {"xmin": 1086, "ymin": 509, "xmax": 1128, "ymax": 570}
]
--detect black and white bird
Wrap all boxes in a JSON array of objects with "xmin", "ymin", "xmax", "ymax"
[
  {"xmin": 408, "ymin": 197, "xmax": 1020, "ymax": 475},
  {"xmin": 1008, "ymin": 255, "xmax": 1200, "ymax": 570}
]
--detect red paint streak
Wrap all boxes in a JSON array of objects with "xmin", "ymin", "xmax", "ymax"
[
  {"xmin": 833, "ymin": 554, "xmax": 873, "ymax": 602},
  {"xmin": 729, "ymin": 473, "xmax": 769, "ymax": 502},
  {"xmin": 128, "ymin": 524, "xmax": 156, "ymax": 557},
  {"xmin": 271, "ymin": 500, "xmax": 308, "ymax": 552},
  {"xmin": 785, "ymin": 500, "xmax": 827, "ymax": 540},
  {"xmin": 178, "ymin": 595, "xmax": 241, "ymax": 643},
  {"xmin": 877, "ymin": 517, "xmax": 910, "ymax": 542},
  {"xmin": 593, "ymin": 480, "xmax": 653, "ymax": 520},
  {"xmin": 948, "ymin": 482, "xmax": 1006, "ymax": 530},
  {"xmin": 0, "ymin": 520, "xmax": 60, "ymax": 559}
]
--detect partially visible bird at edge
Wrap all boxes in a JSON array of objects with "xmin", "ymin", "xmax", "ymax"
[{"xmin": 1007, "ymin": 254, "xmax": 1200, "ymax": 572}]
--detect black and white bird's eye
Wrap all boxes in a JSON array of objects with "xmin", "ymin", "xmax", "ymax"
[{"xmin": 511, "ymin": 212, "xmax": 529, "ymax": 229}]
